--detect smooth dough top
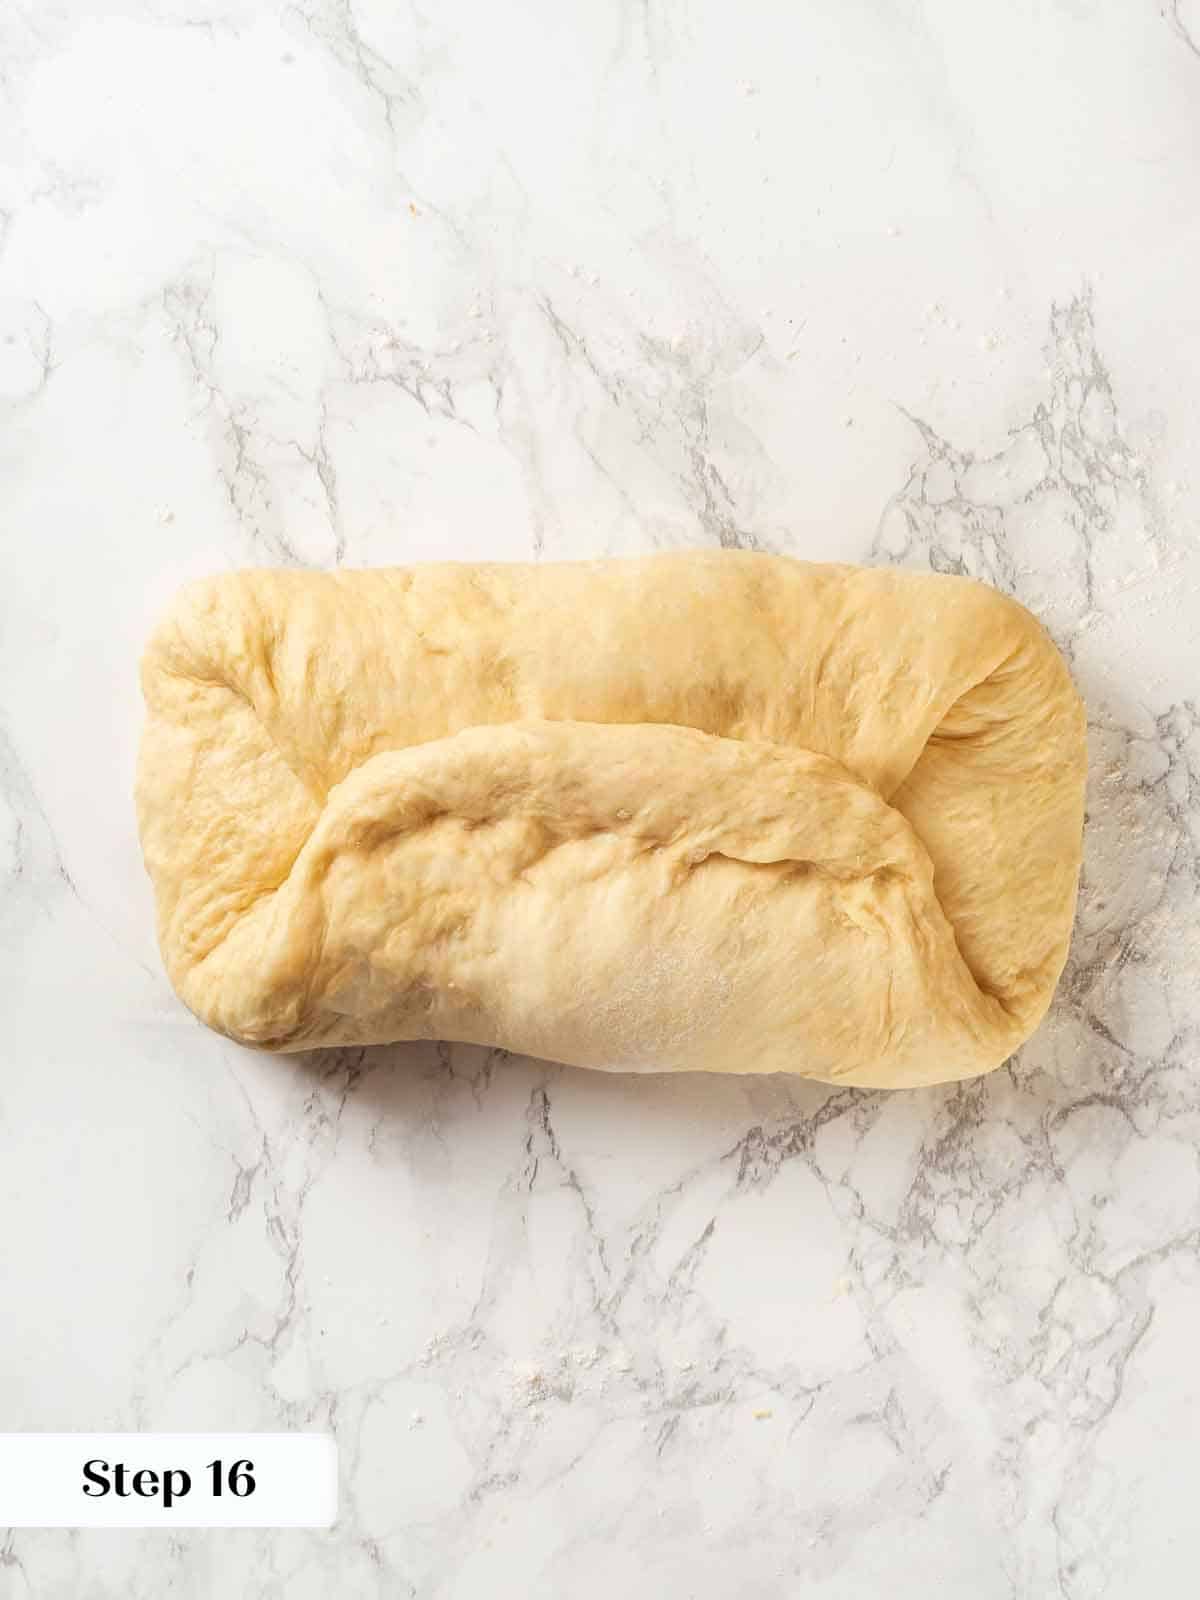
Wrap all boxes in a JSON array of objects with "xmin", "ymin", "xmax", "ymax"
[{"xmin": 135, "ymin": 552, "xmax": 1087, "ymax": 1088}]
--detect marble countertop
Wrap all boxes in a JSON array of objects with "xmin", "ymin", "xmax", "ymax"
[{"xmin": 2, "ymin": 2, "xmax": 1199, "ymax": 1596}]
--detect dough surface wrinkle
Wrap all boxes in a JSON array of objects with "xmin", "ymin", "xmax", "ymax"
[{"xmin": 135, "ymin": 552, "xmax": 1086, "ymax": 1087}]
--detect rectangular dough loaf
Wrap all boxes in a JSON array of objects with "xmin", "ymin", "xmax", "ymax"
[{"xmin": 135, "ymin": 553, "xmax": 1086, "ymax": 1087}]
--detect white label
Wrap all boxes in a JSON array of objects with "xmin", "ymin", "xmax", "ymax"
[{"xmin": 0, "ymin": 1434, "xmax": 337, "ymax": 1528}]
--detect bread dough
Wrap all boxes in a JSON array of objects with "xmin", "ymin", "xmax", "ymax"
[{"xmin": 135, "ymin": 553, "xmax": 1086, "ymax": 1088}]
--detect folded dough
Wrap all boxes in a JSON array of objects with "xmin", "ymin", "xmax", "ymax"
[{"xmin": 135, "ymin": 553, "xmax": 1086, "ymax": 1088}]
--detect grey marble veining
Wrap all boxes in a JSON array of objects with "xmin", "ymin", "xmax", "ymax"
[{"xmin": 2, "ymin": 2, "xmax": 1199, "ymax": 1596}]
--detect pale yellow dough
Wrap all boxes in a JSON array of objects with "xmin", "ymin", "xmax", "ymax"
[{"xmin": 135, "ymin": 553, "xmax": 1086, "ymax": 1088}]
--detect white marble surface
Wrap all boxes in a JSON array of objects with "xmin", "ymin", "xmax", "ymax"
[{"xmin": 2, "ymin": 1, "xmax": 1199, "ymax": 1595}]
